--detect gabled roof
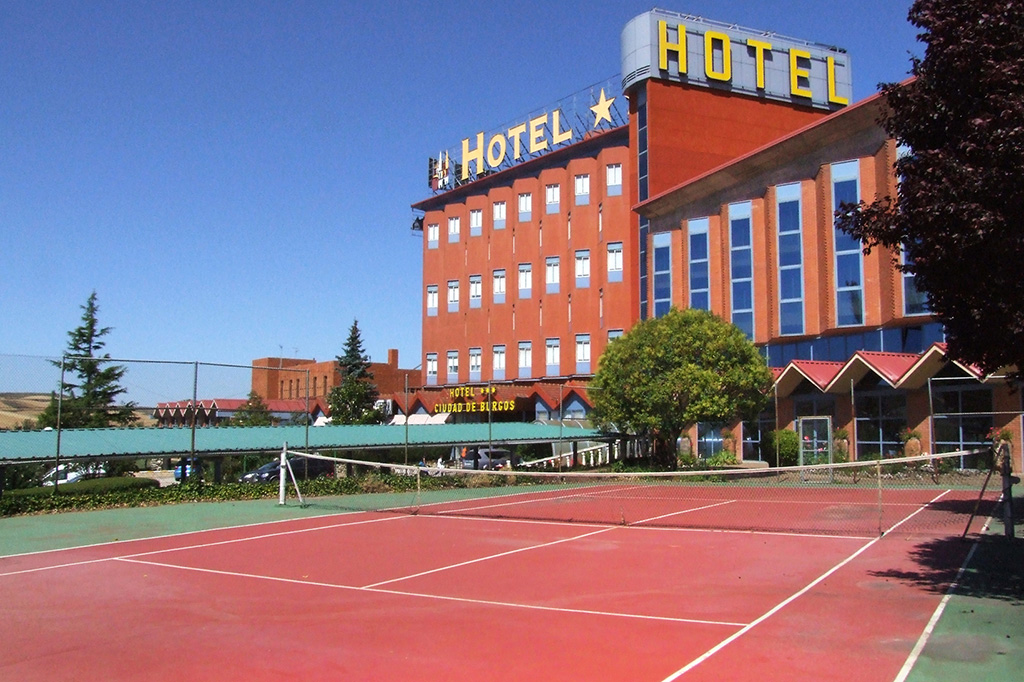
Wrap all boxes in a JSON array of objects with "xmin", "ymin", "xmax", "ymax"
[
  {"xmin": 827, "ymin": 350, "xmax": 921, "ymax": 392},
  {"xmin": 774, "ymin": 360, "xmax": 845, "ymax": 397}
]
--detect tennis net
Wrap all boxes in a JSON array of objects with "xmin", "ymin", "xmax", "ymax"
[{"xmin": 280, "ymin": 449, "xmax": 1006, "ymax": 538}]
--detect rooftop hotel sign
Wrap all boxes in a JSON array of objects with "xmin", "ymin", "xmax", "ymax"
[
  {"xmin": 621, "ymin": 9, "xmax": 852, "ymax": 111},
  {"xmin": 428, "ymin": 77, "xmax": 628, "ymax": 193}
]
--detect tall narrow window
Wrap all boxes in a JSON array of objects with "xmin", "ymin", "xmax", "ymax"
[
  {"xmin": 447, "ymin": 216, "xmax": 460, "ymax": 243},
  {"xmin": 493, "ymin": 269, "xmax": 506, "ymax": 304},
  {"xmin": 426, "ymin": 353, "xmax": 438, "ymax": 385},
  {"xmin": 575, "ymin": 334, "xmax": 591, "ymax": 374},
  {"xmin": 653, "ymin": 232, "xmax": 672, "ymax": 318},
  {"xmin": 544, "ymin": 257, "xmax": 560, "ymax": 294},
  {"xmin": 832, "ymin": 160, "xmax": 864, "ymax": 326},
  {"xmin": 468, "ymin": 347, "xmax": 482, "ymax": 382},
  {"xmin": 469, "ymin": 209, "xmax": 482, "ymax": 237},
  {"xmin": 426, "ymin": 284, "xmax": 438, "ymax": 317},
  {"xmin": 518, "ymin": 193, "xmax": 532, "ymax": 222},
  {"xmin": 469, "ymin": 275, "xmax": 482, "ymax": 309},
  {"xmin": 518, "ymin": 263, "xmax": 532, "ymax": 299},
  {"xmin": 730, "ymin": 202, "xmax": 754, "ymax": 338},
  {"xmin": 545, "ymin": 338, "xmax": 560, "ymax": 376},
  {"xmin": 776, "ymin": 183, "xmax": 804, "ymax": 335},
  {"xmin": 492, "ymin": 345, "xmax": 506, "ymax": 381},
  {"xmin": 689, "ymin": 218, "xmax": 710, "ymax": 310},
  {"xmin": 640, "ymin": 219, "xmax": 650, "ymax": 318},
  {"xmin": 447, "ymin": 280, "xmax": 459, "ymax": 313},
  {"xmin": 427, "ymin": 223, "xmax": 439, "ymax": 249},
  {"xmin": 446, "ymin": 351, "xmax": 459, "ymax": 384},
  {"xmin": 575, "ymin": 250, "xmax": 591, "ymax": 288},
  {"xmin": 574, "ymin": 174, "xmax": 590, "ymax": 205},
  {"xmin": 493, "ymin": 201, "xmax": 506, "ymax": 230},
  {"xmin": 607, "ymin": 242, "xmax": 623, "ymax": 282},
  {"xmin": 518, "ymin": 341, "xmax": 532, "ymax": 379},
  {"xmin": 545, "ymin": 184, "xmax": 560, "ymax": 214},
  {"xmin": 607, "ymin": 163, "xmax": 623, "ymax": 196},
  {"xmin": 902, "ymin": 247, "xmax": 929, "ymax": 316}
]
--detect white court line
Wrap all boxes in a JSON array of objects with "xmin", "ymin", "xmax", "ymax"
[
  {"xmin": 116, "ymin": 556, "xmax": 747, "ymax": 628},
  {"xmin": 891, "ymin": 515, "xmax": 991, "ymax": 682},
  {"xmin": 658, "ymin": 489, "xmax": 953, "ymax": 682},
  {"xmin": 0, "ymin": 512, "xmax": 409, "ymax": 578}
]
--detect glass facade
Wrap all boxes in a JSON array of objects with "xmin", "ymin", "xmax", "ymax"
[
  {"xmin": 688, "ymin": 218, "xmax": 709, "ymax": 310},
  {"xmin": 832, "ymin": 160, "xmax": 863, "ymax": 326},
  {"xmin": 652, "ymin": 231, "xmax": 671, "ymax": 318},
  {"xmin": 776, "ymin": 183, "xmax": 804, "ymax": 335},
  {"xmin": 729, "ymin": 202, "xmax": 754, "ymax": 338}
]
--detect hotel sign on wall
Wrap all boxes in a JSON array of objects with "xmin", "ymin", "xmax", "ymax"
[
  {"xmin": 621, "ymin": 9, "xmax": 852, "ymax": 111},
  {"xmin": 432, "ymin": 385, "xmax": 521, "ymax": 415},
  {"xmin": 429, "ymin": 77, "xmax": 628, "ymax": 193}
]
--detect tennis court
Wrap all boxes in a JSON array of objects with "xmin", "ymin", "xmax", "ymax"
[{"xmin": 0, "ymin": 453, "xmax": 1008, "ymax": 681}]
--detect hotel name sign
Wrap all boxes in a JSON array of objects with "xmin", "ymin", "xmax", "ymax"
[
  {"xmin": 433, "ymin": 385, "xmax": 519, "ymax": 415},
  {"xmin": 622, "ymin": 10, "xmax": 852, "ymax": 111}
]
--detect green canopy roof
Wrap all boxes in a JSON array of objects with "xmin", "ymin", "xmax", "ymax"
[{"xmin": 0, "ymin": 423, "xmax": 608, "ymax": 463}]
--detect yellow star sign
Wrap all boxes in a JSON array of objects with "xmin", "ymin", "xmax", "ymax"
[{"xmin": 590, "ymin": 88, "xmax": 615, "ymax": 127}]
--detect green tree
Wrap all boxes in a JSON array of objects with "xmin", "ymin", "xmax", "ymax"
[
  {"xmin": 226, "ymin": 391, "xmax": 274, "ymax": 426},
  {"xmin": 327, "ymin": 320, "xmax": 382, "ymax": 424},
  {"xmin": 37, "ymin": 292, "xmax": 138, "ymax": 429},
  {"xmin": 835, "ymin": 0, "xmax": 1024, "ymax": 379},
  {"xmin": 591, "ymin": 308, "xmax": 772, "ymax": 468}
]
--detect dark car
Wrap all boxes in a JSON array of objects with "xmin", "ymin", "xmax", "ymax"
[
  {"xmin": 239, "ymin": 456, "xmax": 335, "ymax": 483},
  {"xmin": 457, "ymin": 447, "xmax": 515, "ymax": 470}
]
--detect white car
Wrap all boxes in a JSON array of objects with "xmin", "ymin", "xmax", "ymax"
[{"xmin": 41, "ymin": 463, "xmax": 106, "ymax": 486}]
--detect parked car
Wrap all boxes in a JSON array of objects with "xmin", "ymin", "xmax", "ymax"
[
  {"xmin": 239, "ymin": 456, "xmax": 335, "ymax": 483},
  {"xmin": 174, "ymin": 457, "xmax": 201, "ymax": 481},
  {"xmin": 454, "ymin": 446, "xmax": 516, "ymax": 470},
  {"xmin": 41, "ymin": 463, "xmax": 106, "ymax": 486}
]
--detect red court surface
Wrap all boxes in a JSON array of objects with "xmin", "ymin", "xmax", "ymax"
[{"xmin": 0, "ymin": 492, "xmax": 987, "ymax": 682}]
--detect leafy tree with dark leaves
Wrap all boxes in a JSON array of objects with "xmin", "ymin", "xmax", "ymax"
[
  {"xmin": 327, "ymin": 320, "xmax": 382, "ymax": 424},
  {"xmin": 226, "ymin": 391, "xmax": 274, "ymax": 426},
  {"xmin": 835, "ymin": 0, "xmax": 1024, "ymax": 379},
  {"xmin": 591, "ymin": 308, "xmax": 772, "ymax": 468},
  {"xmin": 37, "ymin": 292, "xmax": 138, "ymax": 429}
]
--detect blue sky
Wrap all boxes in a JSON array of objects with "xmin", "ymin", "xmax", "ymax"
[{"xmin": 1, "ymin": 0, "xmax": 920, "ymax": 397}]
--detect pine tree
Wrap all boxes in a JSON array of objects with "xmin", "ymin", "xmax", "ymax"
[
  {"xmin": 327, "ymin": 320, "xmax": 381, "ymax": 424},
  {"xmin": 37, "ymin": 292, "xmax": 138, "ymax": 429}
]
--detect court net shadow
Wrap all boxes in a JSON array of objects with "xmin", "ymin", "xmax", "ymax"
[{"xmin": 871, "ymin": 496, "xmax": 1024, "ymax": 603}]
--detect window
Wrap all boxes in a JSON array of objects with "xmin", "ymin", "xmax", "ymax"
[
  {"xmin": 902, "ymin": 247, "xmax": 929, "ymax": 316},
  {"xmin": 545, "ymin": 184, "xmax": 560, "ymax": 214},
  {"xmin": 518, "ymin": 193, "xmax": 532, "ymax": 221},
  {"xmin": 492, "ymin": 345, "xmax": 506, "ymax": 381},
  {"xmin": 518, "ymin": 341, "xmax": 532, "ymax": 379},
  {"xmin": 493, "ymin": 201, "xmax": 506, "ymax": 230},
  {"xmin": 426, "ymin": 353, "xmax": 438, "ymax": 386},
  {"xmin": 607, "ymin": 163, "xmax": 623, "ymax": 196},
  {"xmin": 545, "ymin": 338, "xmax": 560, "ymax": 376},
  {"xmin": 832, "ymin": 160, "xmax": 864, "ymax": 326},
  {"xmin": 446, "ymin": 351, "xmax": 458, "ymax": 384},
  {"xmin": 493, "ymin": 269, "xmax": 506, "ymax": 304},
  {"xmin": 639, "ymin": 219, "xmax": 649, "ymax": 319},
  {"xmin": 426, "ymin": 285, "xmax": 438, "ymax": 317},
  {"xmin": 730, "ymin": 202, "xmax": 754, "ymax": 338},
  {"xmin": 608, "ymin": 329, "xmax": 624, "ymax": 341},
  {"xmin": 518, "ymin": 263, "xmax": 532, "ymax": 298},
  {"xmin": 933, "ymin": 383, "xmax": 993, "ymax": 463},
  {"xmin": 606, "ymin": 242, "xmax": 623, "ymax": 283},
  {"xmin": 447, "ymin": 280, "xmax": 459, "ymax": 313},
  {"xmin": 575, "ymin": 250, "xmax": 590, "ymax": 288},
  {"xmin": 469, "ymin": 275, "xmax": 482, "ymax": 308},
  {"xmin": 776, "ymin": 184, "xmax": 804, "ymax": 335},
  {"xmin": 470, "ymin": 209, "xmax": 482, "ymax": 237},
  {"xmin": 855, "ymin": 391, "xmax": 907, "ymax": 460},
  {"xmin": 545, "ymin": 256, "xmax": 560, "ymax": 294},
  {"xmin": 576, "ymin": 334, "xmax": 591, "ymax": 374},
  {"xmin": 468, "ymin": 347, "xmax": 482, "ymax": 382},
  {"xmin": 447, "ymin": 216, "xmax": 460, "ymax": 243},
  {"xmin": 427, "ymin": 223, "xmax": 439, "ymax": 249},
  {"xmin": 688, "ymin": 218, "xmax": 710, "ymax": 310},
  {"xmin": 574, "ymin": 174, "xmax": 590, "ymax": 206},
  {"xmin": 653, "ymin": 232, "xmax": 672, "ymax": 318}
]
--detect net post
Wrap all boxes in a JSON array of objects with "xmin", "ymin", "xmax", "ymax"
[
  {"xmin": 876, "ymin": 459, "xmax": 883, "ymax": 536},
  {"xmin": 999, "ymin": 442, "xmax": 1016, "ymax": 539},
  {"xmin": 278, "ymin": 443, "xmax": 288, "ymax": 505}
]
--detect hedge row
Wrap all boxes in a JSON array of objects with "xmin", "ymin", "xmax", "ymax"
[{"xmin": 0, "ymin": 472, "xmax": 482, "ymax": 517}]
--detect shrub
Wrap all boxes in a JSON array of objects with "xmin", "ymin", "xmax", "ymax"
[{"xmin": 763, "ymin": 429, "xmax": 800, "ymax": 467}]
